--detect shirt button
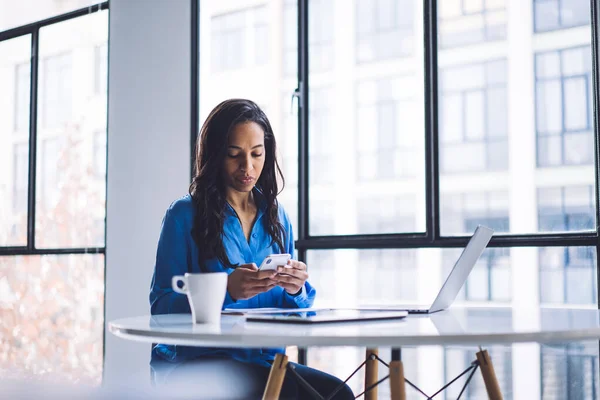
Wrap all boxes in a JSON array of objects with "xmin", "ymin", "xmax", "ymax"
[{"xmin": 252, "ymin": 233, "xmax": 257, "ymax": 238}]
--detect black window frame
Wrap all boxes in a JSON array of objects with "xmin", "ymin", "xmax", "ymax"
[
  {"xmin": 191, "ymin": 0, "xmax": 600, "ymax": 370},
  {"xmin": 0, "ymin": 2, "xmax": 108, "ymax": 257}
]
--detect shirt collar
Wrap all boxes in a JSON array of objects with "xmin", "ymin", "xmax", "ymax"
[{"xmin": 224, "ymin": 187, "xmax": 267, "ymax": 220}]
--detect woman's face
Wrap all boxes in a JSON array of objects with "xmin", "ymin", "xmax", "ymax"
[{"xmin": 223, "ymin": 121, "xmax": 266, "ymax": 193}]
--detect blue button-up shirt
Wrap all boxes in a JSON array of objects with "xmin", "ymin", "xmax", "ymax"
[{"xmin": 149, "ymin": 192, "xmax": 316, "ymax": 366}]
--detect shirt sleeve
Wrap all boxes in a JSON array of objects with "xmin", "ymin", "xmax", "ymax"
[
  {"xmin": 149, "ymin": 208, "xmax": 192, "ymax": 314},
  {"xmin": 280, "ymin": 207, "xmax": 316, "ymax": 308}
]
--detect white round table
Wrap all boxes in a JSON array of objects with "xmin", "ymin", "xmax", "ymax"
[
  {"xmin": 109, "ymin": 306, "xmax": 600, "ymax": 400},
  {"xmin": 109, "ymin": 306, "xmax": 600, "ymax": 348}
]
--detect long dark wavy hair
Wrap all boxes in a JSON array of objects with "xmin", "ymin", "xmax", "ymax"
[{"xmin": 189, "ymin": 99, "xmax": 286, "ymax": 270}]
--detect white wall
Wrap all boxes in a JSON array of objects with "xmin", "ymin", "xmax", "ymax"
[{"xmin": 104, "ymin": 0, "xmax": 191, "ymax": 388}]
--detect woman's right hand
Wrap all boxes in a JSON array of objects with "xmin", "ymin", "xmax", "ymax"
[{"xmin": 227, "ymin": 263, "xmax": 277, "ymax": 301}]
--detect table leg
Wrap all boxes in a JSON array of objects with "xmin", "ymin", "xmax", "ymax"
[
  {"xmin": 389, "ymin": 348, "xmax": 406, "ymax": 400},
  {"xmin": 365, "ymin": 348, "xmax": 379, "ymax": 400},
  {"xmin": 476, "ymin": 349, "xmax": 503, "ymax": 400},
  {"xmin": 263, "ymin": 353, "xmax": 288, "ymax": 400}
]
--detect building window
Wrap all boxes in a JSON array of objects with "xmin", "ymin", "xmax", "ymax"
[
  {"xmin": 309, "ymin": 87, "xmax": 334, "ymax": 185},
  {"xmin": 541, "ymin": 343, "xmax": 599, "ymax": 399},
  {"xmin": 534, "ymin": 0, "xmax": 590, "ymax": 32},
  {"xmin": 442, "ymin": 191, "xmax": 511, "ymax": 302},
  {"xmin": 438, "ymin": 0, "xmax": 507, "ymax": 48},
  {"xmin": 535, "ymin": 46, "xmax": 593, "ymax": 167},
  {"xmin": 357, "ymin": 76, "xmax": 418, "ymax": 181},
  {"xmin": 94, "ymin": 42, "xmax": 108, "ymax": 95},
  {"xmin": 12, "ymin": 143, "xmax": 29, "ymax": 213},
  {"xmin": 445, "ymin": 344, "xmax": 513, "ymax": 399},
  {"xmin": 439, "ymin": 59, "xmax": 508, "ymax": 173},
  {"xmin": 358, "ymin": 249, "xmax": 418, "ymax": 304},
  {"xmin": 211, "ymin": 6, "xmax": 269, "ymax": 72},
  {"xmin": 357, "ymin": 196, "xmax": 416, "ymax": 234},
  {"xmin": 442, "ymin": 191, "xmax": 510, "ymax": 235},
  {"xmin": 14, "ymin": 62, "xmax": 30, "ymax": 132},
  {"xmin": 539, "ymin": 246, "xmax": 596, "ymax": 305},
  {"xmin": 39, "ymin": 137, "xmax": 60, "ymax": 210},
  {"xmin": 538, "ymin": 186, "xmax": 594, "ymax": 233},
  {"xmin": 539, "ymin": 185, "xmax": 596, "ymax": 305},
  {"xmin": 40, "ymin": 52, "xmax": 72, "ymax": 128},
  {"xmin": 355, "ymin": 0, "xmax": 414, "ymax": 63},
  {"xmin": 93, "ymin": 130, "xmax": 107, "ymax": 177},
  {"xmin": 283, "ymin": 0, "xmax": 334, "ymax": 76}
]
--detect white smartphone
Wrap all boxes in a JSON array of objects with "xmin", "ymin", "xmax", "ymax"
[{"xmin": 258, "ymin": 253, "xmax": 291, "ymax": 271}]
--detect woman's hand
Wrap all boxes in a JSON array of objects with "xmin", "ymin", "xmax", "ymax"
[
  {"xmin": 274, "ymin": 260, "xmax": 309, "ymax": 295},
  {"xmin": 227, "ymin": 263, "xmax": 277, "ymax": 301}
]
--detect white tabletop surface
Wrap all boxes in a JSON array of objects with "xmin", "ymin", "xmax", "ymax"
[{"xmin": 108, "ymin": 306, "xmax": 600, "ymax": 348}]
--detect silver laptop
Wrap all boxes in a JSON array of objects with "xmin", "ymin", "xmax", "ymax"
[{"xmin": 362, "ymin": 225, "xmax": 494, "ymax": 314}]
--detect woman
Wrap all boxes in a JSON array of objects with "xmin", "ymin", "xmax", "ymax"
[{"xmin": 149, "ymin": 99, "xmax": 353, "ymax": 399}]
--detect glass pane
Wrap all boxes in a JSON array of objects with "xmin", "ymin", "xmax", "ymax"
[
  {"xmin": 440, "ymin": 3, "xmax": 595, "ymax": 235},
  {"xmin": 539, "ymin": 246, "xmax": 597, "ymax": 305},
  {"xmin": 355, "ymin": 0, "xmax": 414, "ymax": 63},
  {"xmin": 0, "ymin": 0, "xmax": 102, "ymax": 32},
  {"xmin": 438, "ymin": 0, "xmax": 507, "ymax": 48},
  {"xmin": 538, "ymin": 185, "xmax": 594, "ymax": 233},
  {"xmin": 310, "ymin": 1, "xmax": 425, "ymax": 236},
  {"xmin": 0, "ymin": 35, "xmax": 30, "ymax": 246},
  {"xmin": 200, "ymin": 0, "xmax": 299, "ymax": 236},
  {"xmin": 541, "ymin": 342, "xmax": 599, "ymax": 399},
  {"xmin": 534, "ymin": 0, "xmax": 590, "ymax": 32},
  {"xmin": 445, "ymin": 345, "xmax": 513, "ymax": 399},
  {"xmin": 0, "ymin": 254, "xmax": 104, "ymax": 384},
  {"xmin": 35, "ymin": 10, "xmax": 108, "ymax": 248}
]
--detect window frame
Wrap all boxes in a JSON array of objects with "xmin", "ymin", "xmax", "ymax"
[
  {"xmin": 0, "ymin": 2, "xmax": 108, "ymax": 256},
  {"xmin": 189, "ymin": 0, "xmax": 600, "ymax": 368}
]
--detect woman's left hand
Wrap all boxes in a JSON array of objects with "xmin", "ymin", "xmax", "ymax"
[{"xmin": 274, "ymin": 259, "xmax": 309, "ymax": 295}]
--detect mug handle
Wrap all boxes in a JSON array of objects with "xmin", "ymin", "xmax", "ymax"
[{"xmin": 172, "ymin": 275, "xmax": 187, "ymax": 295}]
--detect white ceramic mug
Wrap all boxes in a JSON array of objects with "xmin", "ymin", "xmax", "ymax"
[{"xmin": 171, "ymin": 272, "xmax": 227, "ymax": 324}]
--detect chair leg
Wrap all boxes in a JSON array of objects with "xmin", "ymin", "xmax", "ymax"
[
  {"xmin": 263, "ymin": 353, "xmax": 288, "ymax": 400},
  {"xmin": 365, "ymin": 348, "xmax": 379, "ymax": 400},
  {"xmin": 389, "ymin": 360, "xmax": 406, "ymax": 400},
  {"xmin": 476, "ymin": 349, "xmax": 503, "ymax": 400}
]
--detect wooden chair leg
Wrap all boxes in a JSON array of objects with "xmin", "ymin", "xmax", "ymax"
[
  {"xmin": 476, "ymin": 349, "xmax": 503, "ymax": 400},
  {"xmin": 389, "ymin": 360, "xmax": 406, "ymax": 400},
  {"xmin": 263, "ymin": 353, "xmax": 288, "ymax": 400},
  {"xmin": 365, "ymin": 348, "xmax": 379, "ymax": 400}
]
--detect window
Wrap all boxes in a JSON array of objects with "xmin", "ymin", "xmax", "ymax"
[
  {"xmin": 541, "ymin": 342, "xmax": 599, "ymax": 399},
  {"xmin": 94, "ymin": 42, "xmax": 108, "ymax": 95},
  {"xmin": 445, "ymin": 345, "xmax": 513, "ymax": 399},
  {"xmin": 0, "ymin": 6, "xmax": 108, "ymax": 384},
  {"xmin": 355, "ymin": 0, "xmax": 414, "ymax": 63},
  {"xmin": 356, "ymin": 76, "xmax": 418, "ymax": 181},
  {"xmin": 12, "ymin": 143, "xmax": 29, "ymax": 214},
  {"xmin": 309, "ymin": 87, "xmax": 334, "ymax": 186},
  {"xmin": 211, "ymin": 6, "xmax": 268, "ymax": 72},
  {"xmin": 93, "ymin": 130, "xmax": 107, "ymax": 177},
  {"xmin": 40, "ymin": 52, "xmax": 72, "ymax": 129},
  {"xmin": 38, "ymin": 137, "xmax": 60, "ymax": 210},
  {"xmin": 283, "ymin": 0, "xmax": 334, "ymax": 76},
  {"xmin": 536, "ymin": 46, "xmax": 593, "ymax": 166},
  {"xmin": 0, "ymin": 0, "xmax": 102, "ymax": 31},
  {"xmin": 439, "ymin": 60, "xmax": 508, "ymax": 173},
  {"xmin": 538, "ymin": 186, "xmax": 595, "ymax": 233},
  {"xmin": 534, "ymin": 0, "xmax": 590, "ymax": 33},
  {"xmin": 539, "ymin": 246, "xmax": 597, "ymax": 305},
  {"xmin": 357, "ymin": 196, "xmax": 416, "ymax": 234},
  {"xmin": 438, "ymin": 0, "xmax": 507, "ymax": 49},
  {"xmin": 442, "ymin": 191, "xmax": 509, "ymax": 235},
  {"xmin": 193, "ymin": 0, "xmax": 600, "ymax": 395},
  {"xmin": 0, "ymin": 254, "xmax": 104, "ymax": 384},
  {"xmin": 14, "ymin": 62, "xmax": 30, "ymax": 132}
]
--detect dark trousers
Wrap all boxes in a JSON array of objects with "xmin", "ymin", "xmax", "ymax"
[{"xmin": 151, "ymin": 357, "xmax": 354, "ymax": 400}]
